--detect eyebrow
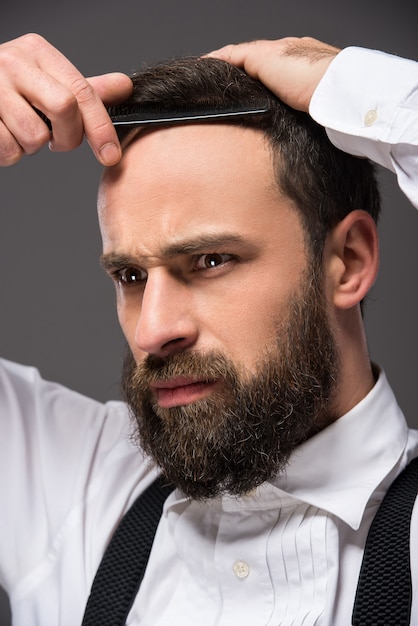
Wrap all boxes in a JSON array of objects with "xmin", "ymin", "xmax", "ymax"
[{"xmin": 100, "ymin": 233, "xmax": 255, "ymax": 271}]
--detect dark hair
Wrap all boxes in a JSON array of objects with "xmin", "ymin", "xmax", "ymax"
[{"xmin": 117, "ymin": 56, "xmax": 381, "ymax": 261}]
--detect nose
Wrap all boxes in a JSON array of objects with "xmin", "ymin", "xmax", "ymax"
[{"xmin": 134, "ymin": 269, "xmax": 198, "ymax": 358}]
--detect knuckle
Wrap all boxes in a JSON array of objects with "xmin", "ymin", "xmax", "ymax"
[
  {"xmin": 86, "ymin": 116, "xmax": 116, "ymax": 147},
  {"xmin": 16, "ymin": 110, "xmax": 52, "ymax": 151},
  {"xmin": 2, "ymin": 152, "xmax": 23, "ymax": 166},
  {"xmin": 3, "ymin": 33, "xmax": 48, "ymax": 58},
  {"xmin": 68, "ymin": 75, "xmax": 96, "ymax": 105},
  {"xmin": 0, "ymin": 138, "xmax": 23, "ymax": 166},
  {"xmin": 91, "ymin": 116, "xmax": 112, "ymax": 133},
  {"xmin": 19, "ymin": 32, "xmax": 47, "ymax": 48},
  {"xmin": 0, "ymin": 34, "xmax": 48, "ymax": 75},
  {"xmin": 24, "ymin": 127, "xmax": 51, "ymax": 154},
  {"xmin": 50, "ymin": 91, "xmax": 77, "ymax": 117},
  {"xmin": 0, "ymin": 45, "xmax": 21, "ymax": 70}
]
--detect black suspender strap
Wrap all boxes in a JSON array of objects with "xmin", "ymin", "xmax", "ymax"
[
  {"xmin": 352, "ymin": 457, "xmax": 418, "ymax": 626},
  {"xmin": 81, "ymin": 477, "xmax": 173, "ymax": 626},
  {"xmin": 81, "ymin": 459, "xmax": 418, "ymax": 626}
]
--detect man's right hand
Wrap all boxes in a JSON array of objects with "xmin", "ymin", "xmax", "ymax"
[{"xmin": 0, "ymin": 33, "xmax": 133, "ymax": 166}]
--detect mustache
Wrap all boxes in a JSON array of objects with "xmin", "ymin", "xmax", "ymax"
[{"xmin": 124, "ymin": 349, "xmax": 241, "ymax": 388}]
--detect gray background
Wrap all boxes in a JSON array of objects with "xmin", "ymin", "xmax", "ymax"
[{"xmin": 0, "ymin": 0, "xmax": 416, "ymax": 622}]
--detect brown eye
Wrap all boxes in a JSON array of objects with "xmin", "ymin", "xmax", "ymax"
[
  {"xmin": 195, "ymin": 253, "xmax": 233, "ymax": 270},
  {"xmin": 118, "ymin": 267, "xmax": 147, "ymax": 284}
]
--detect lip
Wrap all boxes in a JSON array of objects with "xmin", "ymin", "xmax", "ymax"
[{"xmin": 150, "ymin": 377, "xmax": 219, "ymax": 408}]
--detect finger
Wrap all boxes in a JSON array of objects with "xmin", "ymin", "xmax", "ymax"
[
  {"xmin": 47, "ymin": 73, "xmax": 132, "ymax": 161},
  {"xmin": 206, "ymin": 38, "xmax": 338, "ymax": 112},
  {"xmin": 42, "ymin": 72, "xmax": 120, "ymax": 164},
  {"xmin": 0, "ymin": 120, "xmax": 23, "ymax": 166},
  {"xmin": 42, "ymin": 60, "xmax": 127, "ymax": 164},
  {"xmin": 206, "ymin": 42, "xmax": 250, "ymax": 64},
  {"xmin": 88, "ymin": 73, "xmax": 133, "ymax": 105},
  {"xmin": 206, "ymin": 40, "xmax": 275, "ymax": 71},
  {"xmin": 205, "ymin": 43, "xmax": 238, "ymax": 60},
  {"xmin": 6, "ymin": 34, "xmax": 124, "ymax": 165},
  {"xmin": 0, "ymin": 62, "xmax": 84, "ymax": 156},
  {"xmin": 0, "ymin": 81, "xmax": 52, "ymax": 149}
]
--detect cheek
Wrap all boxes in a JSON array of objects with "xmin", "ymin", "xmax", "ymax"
[
  {"xmin": 115, "ymin": 294, "xmax": 140, "ymax": 350},
  {"xmin": 200, "ymin": 284, "xmax": 287, "ymax": 368}
]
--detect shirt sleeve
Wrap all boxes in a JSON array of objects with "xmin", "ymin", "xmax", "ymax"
[
  {"xmin": 0, "ymin": 357, "xmax": 144, "ymax": 591},
  {"xmin": 309, "ymin": 46, "xmax": 418, "ymax": 208}
]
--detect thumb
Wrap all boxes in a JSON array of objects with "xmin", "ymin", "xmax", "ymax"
[{"xmin": 88, "ymin": 72, "xmax": 133, "ymax": 105}]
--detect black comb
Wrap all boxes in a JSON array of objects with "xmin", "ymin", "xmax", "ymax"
[
  {"xmin": 33, "ymin": 99, "xmax": 270, "ymax": 132},
  {"xmin": 107, "ymin": 100, "xmax": 270, "ymax": 126}
]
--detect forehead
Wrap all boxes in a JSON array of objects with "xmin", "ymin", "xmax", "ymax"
[
  {"xmin": 100, "ymin": 123, "xmax": 275, "ymax": 193},
  {"xmin": 98, "ymin": 123, "xmax": 298, "ymax": 254}
]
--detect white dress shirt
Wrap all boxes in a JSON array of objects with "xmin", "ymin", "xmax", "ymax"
[
  {"xmin": 1, "ymin": 46, "xmax": 418, "ymax": 624},
  {"xmin": 135, "ymin": 369, "xmax": 418, "ymax": 625},
  {"xmin": 0, "ymin": 360, "xmax": 417, "ymax": 625}
]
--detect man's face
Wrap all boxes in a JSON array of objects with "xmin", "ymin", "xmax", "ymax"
[
  {"xmin": 99, "ymin": 124, "xmax": 309, "ymax": 372},
  {"xmin": 98, "ymin": 124, "xmax": 338, "ymax": 498}
]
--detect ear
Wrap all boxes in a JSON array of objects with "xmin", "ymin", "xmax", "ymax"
[{"xmin": 324, "ymin": 210, "xmax": 379, "ymax": 310}]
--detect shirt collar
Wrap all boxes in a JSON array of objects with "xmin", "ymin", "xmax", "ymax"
[{"xmin": 271, "ymin": 368, "xmax": 409, "ymax": 529}]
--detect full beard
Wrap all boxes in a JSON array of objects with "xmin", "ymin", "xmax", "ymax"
[{"xmin": 122, "ymin": 269, "xmax": 339, "ymax": 500}]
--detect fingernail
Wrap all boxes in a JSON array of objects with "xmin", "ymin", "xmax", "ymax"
[{"xmin": 99, "ymin": 142, "xmax": 121, "ymax": 165}]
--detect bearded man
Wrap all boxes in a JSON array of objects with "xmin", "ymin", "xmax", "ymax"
[{"xmin": 0, "ymin": 34, "xmax": 417, "ymax": 625}]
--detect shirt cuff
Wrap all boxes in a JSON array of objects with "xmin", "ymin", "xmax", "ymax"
[{"xmin": 309, "ymin": 46, "xmax": 418, "ymax": 170}]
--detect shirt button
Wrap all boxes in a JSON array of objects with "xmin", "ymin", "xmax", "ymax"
[
  {"xmin": 233, "ymin": 560, "xmax": 250, "ymax": 579},
  {"xmin": 364, "ymin": 109, "xmax": 378, "ymax": 127}
]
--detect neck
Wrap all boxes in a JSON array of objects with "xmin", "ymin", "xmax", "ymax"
[{"xmin": 331, "ymin": 306, "xmax": 376, "ymax": 422}]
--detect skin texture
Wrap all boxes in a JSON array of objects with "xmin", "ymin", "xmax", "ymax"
[
  {"xmin": 98, "ymin": 123, "xmax": 342, "ymax": 496},
  {"xmin": 121, "ymin": 271, "xmax": 340, "ymax": 498},
  {"xmin": 99, "ymin": 124, "xmax": 308, "ymax": 373},
  {"xmin": 207, "ymin": 37, "xmax": 340, "ymax": 112},
  {"xmin": 0, "ymin": 33, "xmax": 132, "ymax": 165},
  {"xmin": 99, "ymin": 122, "xmax": 378, "ymax": 423}
]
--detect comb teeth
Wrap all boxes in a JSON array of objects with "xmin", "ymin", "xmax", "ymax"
[
  {"xmin": 107, "ymin": 100, "xmax": 270, "ymax": 126},
  {"xmin": 32, "ymin": 99, "xmax": 270, "ymax": 133}
]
